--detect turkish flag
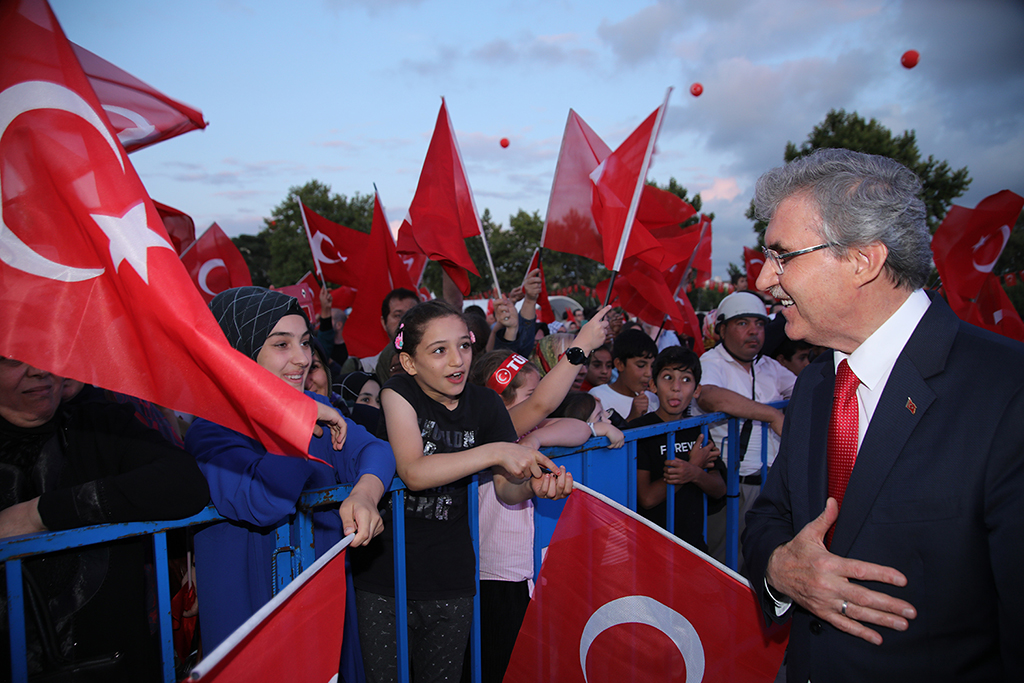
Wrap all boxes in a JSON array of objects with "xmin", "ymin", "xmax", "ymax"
[
  {"xmin": 154, "ymin": 200, "xmax": 196, "ymax": 255},
  {"xmin": 947, "ymin": 275, "xmax": 1024, "ymax": 342},
  {"xmin": 931, "ymin": 190, "xmax": 1024, "ymax": 301},
  {"xmin": 527, "ymin": 249, "xmax": 556, "ymax": 324},
  {"xmin": 275, "ymin": 277, "xmax": 319, "ymax": 324},
  {"xmin": 186, "ymin": 537, "xmax": 349, "ymax": 682},
  {"xmin": 542, "ymin": 108, "xmax": 694, "ymax": 273},
  {"xmin": 346, "ymin": 189, "xmax": 419, "ymax": 358},
  {"xmin": 596, "ymin": 257, "xmax": 704, "ymax": 355},
  {"xmin": 0, "ymin": 0, "xmax": 319, "ymax": 457},
  {"xmin": 505, "ymin": 486, "xmax": 787, "ymax": 683},
  {"xmin": 70, "ymin": 40, "xmax": 206, "ymax": 153},
  {"xmin": 397, "ymin": 98, "xmax": 483, "ymax": 295},
  {"xmin": 542, "ymin": 110, "xmax": 613, "ymax": 264},
  {"xmin": 743, "ymin": 246, "xmax": 764, "ymax": 287},
  {"xmin": 180, "ymin": 223, "xmax": 252, "ymax": 303},
  {"xmin": 298, "ymin": 199, "xmax": 368, "ymax": 289}
]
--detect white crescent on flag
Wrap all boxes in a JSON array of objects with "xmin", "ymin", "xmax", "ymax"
[
  {"xmin": 0, "ymin": 80, "xmax": 115, "ymax": 282},
  {"xmin": 971, "ymin": 224, "xmax": 1011, "ymax": 273},
  {"xmin": 198, "ymin": 258, "xmax": 227, "ymax": 296},
  {"xmin": 312, "ymin": 230, "xmax": 346, "ymax": 263},
  {"xmin": 102, "ymin": 104, "xmax": 156, "ymax": 147},
  {"xmin": 579, "ymin": 595, "xmax": 705, "ymax": 682}
]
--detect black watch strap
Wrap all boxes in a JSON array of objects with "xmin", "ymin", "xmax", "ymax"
[{"xmin": 564, "ymin": 346, "xmax": 588, "ymax": 365}]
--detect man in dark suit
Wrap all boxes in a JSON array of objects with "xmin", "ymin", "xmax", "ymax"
[{"xmin": 742, "ymin": 148, "xmax": 1024, "ymax": 682}]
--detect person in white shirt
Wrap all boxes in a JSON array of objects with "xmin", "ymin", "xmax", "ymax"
[
  {"xmin": 743, "ymin": 148, "xmax": 1024, "ymax": 682},
  {"xmin": 691, "ymin": 291, "xmax": 796, "ymax": 566}
]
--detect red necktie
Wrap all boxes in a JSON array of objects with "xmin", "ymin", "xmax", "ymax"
[{"xmin": 826, "ymin": 359, "xmax": 860, "ymax": 548}]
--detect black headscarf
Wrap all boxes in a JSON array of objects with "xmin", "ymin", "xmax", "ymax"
[{"xmin": 209, "ymin": 287, "xmax": 307, "ymax": 361}]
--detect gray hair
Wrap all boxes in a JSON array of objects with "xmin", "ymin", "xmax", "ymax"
[{"xmin": 753, "ymin": 148, "xmax": 932, "ymax": 290}]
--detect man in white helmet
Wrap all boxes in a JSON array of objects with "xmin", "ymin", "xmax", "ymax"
[{"xmin": 692, "ymin": 291, "xmax": 796, "ymax": 566}]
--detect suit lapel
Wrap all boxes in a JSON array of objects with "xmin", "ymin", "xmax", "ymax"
[
  {"xmin": 804, "ymin": 362, "xmax": 833, "ymax": 523},
  {"xmin": 829, "ymin": 293, "xmax": 956, "ymax": 555}
]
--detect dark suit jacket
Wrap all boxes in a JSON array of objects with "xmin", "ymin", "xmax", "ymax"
[{"xmin": 743, "ymin": 293, "xmax": 1024, "ymax": 683}]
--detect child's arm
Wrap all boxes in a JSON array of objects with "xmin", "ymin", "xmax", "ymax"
[
  {"xmin": 663, "ymin": 435, "xmax": 726, "ymax": 499},
  {"xmin": 637, "ymin": 469, "xmax": 667, "ymax": 510},
  {"xmin": 508, "ymin": 306, "xmax": 612, "ymax": 435},
  {"xmin": 382, "ymin": 388, "xmax": 554, "ymax": 491},
  {"xmin": 491, "ymin": 463, "xmax": 572, "ymax": 505}
]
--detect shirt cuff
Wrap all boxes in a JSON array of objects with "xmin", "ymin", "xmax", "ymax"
[{"xmin": 764, "ymin": 578, "xmax": 793, "ymax": 617}]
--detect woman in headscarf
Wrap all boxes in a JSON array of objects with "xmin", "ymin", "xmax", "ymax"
[
  {"xmin": 531, "ymin": 332, "xmax": 587, "ymax": 391},
  {"xmin": 185, "ymin": 287, "xmax": 395, "ymax": 661}
]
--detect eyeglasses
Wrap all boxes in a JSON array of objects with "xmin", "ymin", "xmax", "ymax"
[{"xmin": 761, "ymin": 243, "xmax": 835, "ymax": 275}]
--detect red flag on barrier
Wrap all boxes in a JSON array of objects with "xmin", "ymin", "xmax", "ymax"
[
  {"xmin": 180, "ymin": 223, "xmax": 252, "ymax": 303},
  {"xmin": 505, "ymin": 485, "xmax": 788, "ymax": 683},
  {"xmin": 0, "ymin": 0, "xmax": 318, "ymax": 457},
  {"xmin": 931, "ymin": 190, "xmax": 1024, "ymax": 301},
  {"xmin": 186, "ymin": 538, "xmax": 350, "ymax": 682},
  {"xmin": 153, "ymin": 200, "xmax": 196, "ymax": 255},
  {"xmin": 397, "ymin": 98, "xmax": 483, "ymax": 295},
  {"xmin": 298, "ymin": 199, "xmax": 367, "ymax": 288},
  {"xmin": 71, "ymin": 40, "xmax": 206, "ymax": 153}
]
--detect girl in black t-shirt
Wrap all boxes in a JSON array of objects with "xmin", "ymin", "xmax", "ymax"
[{"xmin": 352, "ymin": 300, "xmax": 571, "ymax": 683}]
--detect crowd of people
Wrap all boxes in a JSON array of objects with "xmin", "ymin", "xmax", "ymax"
[{"xmin": 1, "ymin": 148, "xmax": 1019, "ymax": 683}]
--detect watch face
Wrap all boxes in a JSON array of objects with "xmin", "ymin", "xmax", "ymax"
[{"xmin": 565, "ymin": 346, "xmax": 587, "ymax": 365}]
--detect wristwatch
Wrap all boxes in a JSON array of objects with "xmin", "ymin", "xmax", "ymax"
[{"xmin": 564, "ymin": 346, "xmax": 588, "ymax": 366}]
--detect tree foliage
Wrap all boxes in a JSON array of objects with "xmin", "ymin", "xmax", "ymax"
[{"xmin": 745, "ymin": 109, "xmax": 972, "ymax": 242}]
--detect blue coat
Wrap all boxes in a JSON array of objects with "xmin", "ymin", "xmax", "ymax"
[
  {"xmin": 187, "ymin": 392, "xmax": 395, "ymax": 651},
  {"xmin": 743, "ymin": 293, "xmax": 1024, "ymax": 682}
]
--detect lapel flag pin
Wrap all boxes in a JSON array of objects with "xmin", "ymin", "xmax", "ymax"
[{"xmin": 906, "ymin": 397, "xmax": 917, "ymax": 415}]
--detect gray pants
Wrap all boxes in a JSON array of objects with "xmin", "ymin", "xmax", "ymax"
[{"xmin": 355, "ymin": 590, "xmax": 473, "ymax": 683}]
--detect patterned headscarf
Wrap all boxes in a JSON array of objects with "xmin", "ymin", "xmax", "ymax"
[
  {"xmin": 209, "ymin": 287, "xmax": 307, "ymax": 360},
  {"xmin": 531, "ymin": 332, "xmax": 575, "ymax": 376}
]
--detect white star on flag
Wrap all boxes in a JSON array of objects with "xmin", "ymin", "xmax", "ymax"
[{"xmin": 91, "ymin": 202, "xmax": 173, "ymax": 284}]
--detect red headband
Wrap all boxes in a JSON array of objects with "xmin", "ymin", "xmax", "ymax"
[{"xmin": 487, "ymin": 354, "xmax": 529, "ymax": 394}]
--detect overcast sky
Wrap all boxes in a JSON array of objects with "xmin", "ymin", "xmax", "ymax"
[{"xmin": 52, "ymin": 0, "xmax": 1024, "ymax": 279}]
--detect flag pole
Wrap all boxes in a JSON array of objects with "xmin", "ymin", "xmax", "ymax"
[
  {"xmin": 673, "ymin": 216, "xmax": 710, "ymax": 300},
  {"xmin": 604, "ymin": 87, "xmax": 673, "ymax": 308},
  {"xmin": 296, "ymin": 196, "xmax": 325, "ymax": 284}
]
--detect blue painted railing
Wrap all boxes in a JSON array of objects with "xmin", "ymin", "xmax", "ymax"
[{"xmin": 0, "ymin": 406, "xmax": 783, "ymax": 683}]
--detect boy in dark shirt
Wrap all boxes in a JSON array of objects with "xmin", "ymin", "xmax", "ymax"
[{"xmin": 628, "ymin": 347, "xmax": 725, "ymax": 551}]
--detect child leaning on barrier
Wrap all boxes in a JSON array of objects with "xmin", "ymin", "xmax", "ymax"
[
  {"xmin": 627, "ymin": 346, "xmax": 725, "ymax": 552},
  {"xmin": 349, "ymin": 300, "xmax": 571, "ymax": 683}
]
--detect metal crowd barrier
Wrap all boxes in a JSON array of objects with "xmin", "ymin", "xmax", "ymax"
[{"xmin": 0, "ymin": 405, "xmax": 785, "ymax": 683}]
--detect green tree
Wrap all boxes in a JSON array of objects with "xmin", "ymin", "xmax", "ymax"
[
  {"xmin": 232, "ymin": 233, "xmax": 271, "ymax": 287},
  {"xmin": 260, "ymin": 180, "xmax": 374, "ymax": 287},
  {"xmin": 746, "ymin": 109, "xmax": 972, "ymax": 241}
]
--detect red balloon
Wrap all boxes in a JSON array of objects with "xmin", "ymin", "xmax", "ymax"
[
  {"xmin": 901, "ymin": 50, "xmax": 919, "ymax": 69},
  {"xmin": 500, "ymin": 137, "xmax": 510, "ymax": 148},
  {"xmin": 690, "ymin": 82, "xmax": 703, "ymax": 97}
]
